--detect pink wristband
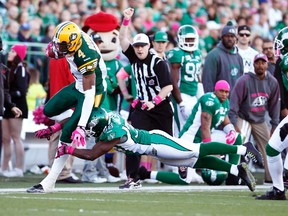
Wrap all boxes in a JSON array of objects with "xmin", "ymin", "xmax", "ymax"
[
  {"xmin": 122, "ymin": 18, "xmax": 130, "ymax": 26},
  {"xmin": 50, "ymin": 123, "xmax": 62, "ymax": 133},
  {"xmin": 153, "ymin": 95, "xmax": 162, "ymax": 105},
  {"xmin": 66, "ymin": 146, "xmax": 75, "ymax": 155},
  {"xmin": 202, "ymin": 138, "xmax": 212, "ymax": 143}
]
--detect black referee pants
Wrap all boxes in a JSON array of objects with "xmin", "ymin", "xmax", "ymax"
[{"xmin": 126, "ymin": 100, "xmax": 173, "ymax": 179}]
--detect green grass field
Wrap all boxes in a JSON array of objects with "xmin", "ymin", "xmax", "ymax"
[{"xmin": 0, "ymin": 173, "xmax": 287, "ymax": 216}]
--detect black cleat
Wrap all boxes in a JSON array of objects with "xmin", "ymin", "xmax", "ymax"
[
  {"xmin": 256, "ymin": 187, "xmax": 286, "ymax": 200},
  {"xmin": 26, "ymin": 184, "xmax": 45, "ymax": 193},
  {"xmin": 178, "ymin": 166, "xmax": 188, "ymax": 179},
  {"xmin": 237, "ymin": 162, "xmax": 256, "ymax": 192},
  {"xmin": 243, "ymin": 142, "xmax": 264, "ymax": 167},
  {"xmin": 119, "ymin": 178, "xmax": 142, "ymax": 189}
]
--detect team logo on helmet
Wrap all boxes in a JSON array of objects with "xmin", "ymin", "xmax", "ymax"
[{"xmin": 177, "ymin": 25, "xmax": 199, "ymax": 52}]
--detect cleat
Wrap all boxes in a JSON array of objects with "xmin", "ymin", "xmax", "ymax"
[
  {"xmin": 26, "ymin": 184, "xmax": 45, "ymax": 193},
  {"xmin": 243, "ymin": 142, "xmax": 264, "ymax": 167},
  {"xmin": 178, "ymin": 166, "xmax": 188, "ymax": 179},
  {"xmin": 237, "ymin": 162, "xmax": 256, "ymax": 192},
  {"xmin": 256, "ymin": 187, "xmax": 286, "ymax": 200},
  {"xmin": 119, "ymin": 178, "xmax": 142, "ymax": 189}
]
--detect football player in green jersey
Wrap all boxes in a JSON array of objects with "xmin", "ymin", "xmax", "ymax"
[
  {"xmin": 29, "ymin": 21, "xmax": 107, "ymax": 192},
  {"xmin": 167, "ymin": 25, "xmax": 204, "ymax": 136},
  {"xmin": 179, "ymin": 80, "xmax": 246, "ymax": 185},
  {"xmin": 46, "ymin": 107, "xmax": 263, "ymax": 193}
]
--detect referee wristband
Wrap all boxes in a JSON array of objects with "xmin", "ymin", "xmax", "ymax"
[
  {"xmin": 122, "ymin": 18, "xmax": 130, "ymax": 26},
  {"xmin": 153, "ymin": 95, "xmax": 162, "ymax": 105}
]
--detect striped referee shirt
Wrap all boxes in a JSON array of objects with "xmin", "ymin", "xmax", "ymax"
[{"xmin": 123, "ymin": 45, "xmax": 172, "ymax": 101}]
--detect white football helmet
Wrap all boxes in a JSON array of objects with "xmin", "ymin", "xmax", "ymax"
[
  {"xmin": 177, "ymin": 25, "xmax": 199, "ymax": 52},
  {"xmin": 274, "ymin": 26, "xmax": 288, "ymax": 59}
]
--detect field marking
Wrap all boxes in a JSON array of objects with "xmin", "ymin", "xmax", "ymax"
[{"xmin": 0, "ymin": 185, "xmax": 271, "ymax": 193}]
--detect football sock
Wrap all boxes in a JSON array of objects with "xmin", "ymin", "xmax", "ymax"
[
  {"xmin": 199, "ymin": 142, "xmax": 238, "ymax": 157},
  {"xmin": 194, "ymin": 155, "xmax": 231, "ymax": 173},
  {"xmin": 155, "ymin": 171, "xmax": 188, "ymax": 185},
  {"xmin": 40, "ymin": 152, "xmax": 69, "ymax": 191},
  {"xmin": 228, "ymin": 134, "xmax": 242, "ymax": 165},
  {"xmin": 267, "ymin": 155, "xmax": 284, "ymax": 191}
]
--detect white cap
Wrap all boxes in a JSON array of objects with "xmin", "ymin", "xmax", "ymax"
[{"xmin": 132, "ymin": 33, "xmax": 150, "ymax": 46}]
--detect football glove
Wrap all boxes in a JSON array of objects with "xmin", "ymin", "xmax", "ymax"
[
  {"xmin": 225, "ymin": 130, "xmax": 237, "ymax": 145},
  {"xmin": 34, "ymin": 123, "xmax": 62, "ymax": 140},
  {"xmin": 32, "ymin": 105, "xmax": 54, "ymax": 126},
  {"xmin": 71, "ymin": 126, "xmax": 86, "ymax": 147},
  {"xmin": 55, "ymin": 143, "xmax": 75, "ymax": 158}
]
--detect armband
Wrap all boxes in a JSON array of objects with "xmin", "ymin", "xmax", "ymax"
[
  {"xmin": 152, "ymin": 95, "xmax": 162, "ymax": 105},
  {"xmin": 202, "ymin": 138, "xmax": 212, "ymax": 143},
  {"xmin": 122, "ymin": 18, "xmax": 130, "ymax": 26}
]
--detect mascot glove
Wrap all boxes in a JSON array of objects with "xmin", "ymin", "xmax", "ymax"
[
  {"xmin": 55, "ymin": 143, "xmax": 75, "ymax": 158},
  {"xmin": 225, "ymin": 130, "xmax": 237, "ymax": 145},
  {"xmin": 71, "ymin": 126, "xmax": 86, "ymax": 147},
  {"xmin": 179, "ymin": 102, "xmax": 189, "ymax": 119}
]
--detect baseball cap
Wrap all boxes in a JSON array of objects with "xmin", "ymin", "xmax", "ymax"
[
  {"xmin": 254, "ymin": 53, "xmax": 268, "ymax": 62},
  {"xmin": 20, "ymin": 23, "xmax": 31, "ymax": 31},
  {"xmin": 132, "ymin": 33, "xmax": 150, "ymax": 46},
  {"xmin": 238, "ymin": 25, "xmax": 251, "ymax": 33},
  {"xmin": 153, "ymin": 31, "xmax": 168, "ymax": 42}
]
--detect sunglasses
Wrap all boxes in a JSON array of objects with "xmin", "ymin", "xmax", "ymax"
[{"xmin": 239, "ymin": 33, "xmax": 251, "ymax": 37}]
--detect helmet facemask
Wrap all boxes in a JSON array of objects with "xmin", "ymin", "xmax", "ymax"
[{"xmin": 177, "ymin": 25, "xmax": 199, "ymax": 52}]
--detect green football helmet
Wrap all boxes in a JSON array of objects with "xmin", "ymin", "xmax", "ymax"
[
  {"xmin": 201, "ymin": 169, "xmax": 228, "ymax": 185},
  {"xmin": 86, "ymin": 108, "xmax": 110, "ymax": 138},
  {"xmin": 177, "ymin": 25, "xmax": 199, "ymax": 52},
  {"xmin": 274, "ymin": 26, "xmax": 288, "ymax": 59}
]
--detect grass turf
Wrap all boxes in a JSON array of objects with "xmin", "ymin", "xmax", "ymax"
[{"xmin": 0, "ymin": 173, "xmax": 287, "ymax": 216}]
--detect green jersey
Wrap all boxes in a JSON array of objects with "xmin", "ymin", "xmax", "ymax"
[
  {"xmin": 167, "ymin": 47, "xmax": 202, "ymax": 96},
  {"xmin": 66, "ymin": 32, "xmax": 107, "ymax": 94},
  {"xmin": 179, "ymin": 92, "xmax": 230, "ymax": 143},
  {"xmin": 101, "ymin": 59, "xmax": 123, "ymax": 111}
]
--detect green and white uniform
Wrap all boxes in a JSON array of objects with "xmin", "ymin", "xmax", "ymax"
[
  {"xmin": 179, "ymin": 92, "xmax": 242, "ymax": 165},
  {"xmin": 167, "ymin": 47, "xmax": 202, "ymax": 134},
  {"xmin": 45, "ymin": 32, "xmax": 107, "ymax": 143},
  {"xmin": 95, "ymin": 111, "xmax": 246, "ymax": 170},
  {"xmin": 179, "ymin": 92, "xmax": 230, "ymax": 143}
]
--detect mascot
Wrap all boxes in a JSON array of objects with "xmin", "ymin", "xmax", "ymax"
[
  {"xmin": 83, "ymin": 11, "xmax": 123, "ymax": 112},
  {"xmin": 82, "ymin": 12, "xmax": 123, "ymax": 180}
]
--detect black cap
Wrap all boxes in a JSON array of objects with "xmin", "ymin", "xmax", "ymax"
[{"xmin": 238, "ymin": 25, "xmax": 251, "ymax": 33}]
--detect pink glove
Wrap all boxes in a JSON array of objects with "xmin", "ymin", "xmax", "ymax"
[
  {"xmin": 55, "ymin": 143, "xmax": 75, "ymax": 158},
  {"xmin": 71, "ymin": 126, "xmax": 86, "ymax": 147},
  {"xmin": 226, "ymin": 130, "xmax": 237, "ymax": 145},
  {"xmin": 35, "ymin": 123, "xmax": 62, "ymax": 140},
  {"xmin": 46, "ymin": 41, "xmax": 65, "ymax": 59}
]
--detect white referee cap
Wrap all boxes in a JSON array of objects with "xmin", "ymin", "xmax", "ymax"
[{"xmin": 132, "ymin": 33, "xmax": 150, "ymax": 46}]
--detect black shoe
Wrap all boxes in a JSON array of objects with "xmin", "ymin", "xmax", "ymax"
[
  {"xmin": 225, "ymin": 173, "xmax": 241, "ymax": 185},
  {"xmin": 256, "ymin": 187, "xmax": 287, "ymax": 200},
  {"xmin": 26, "ymin": 184, "xmax": 45, "ymax": 193},
  {"xmin": 178, "ymin": 166, "xmax": 188, "ymax": 179},
  {"xmin": 243, "ymin": 142, "xmax": 264, "ymax": 167},
  {"xmin": 138, "ymin": 166, "xmax": 150, "ymax": 180},
  {"xmin": 56, "ymin": 176, "xmax": 82, "ymax": 184},
  {"xmin": 119, "ymin": 178, "xmax": 142, "ymax": 189},
  {"xmin": 237, "ymin": 162, "xmax": 256, "ymax": 192}
]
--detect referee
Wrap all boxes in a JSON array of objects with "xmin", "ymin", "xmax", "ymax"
[{"xmin": 119, "ymin": 7, "xmax": 174, "ymax": 189}]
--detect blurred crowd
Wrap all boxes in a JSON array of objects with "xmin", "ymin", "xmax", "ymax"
[{"xmin": 0, "ymin": 0, "xmax": 288, "ymax": 184}]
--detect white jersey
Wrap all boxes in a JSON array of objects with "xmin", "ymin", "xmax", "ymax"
[{"xmin": 238, "ymin": 47, "xmax": 259, "ymax": 73}]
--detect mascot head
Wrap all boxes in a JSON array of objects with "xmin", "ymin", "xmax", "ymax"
[{"xmin": 83, "ymin": 11, "xmax": 120, "ymax": 61}]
